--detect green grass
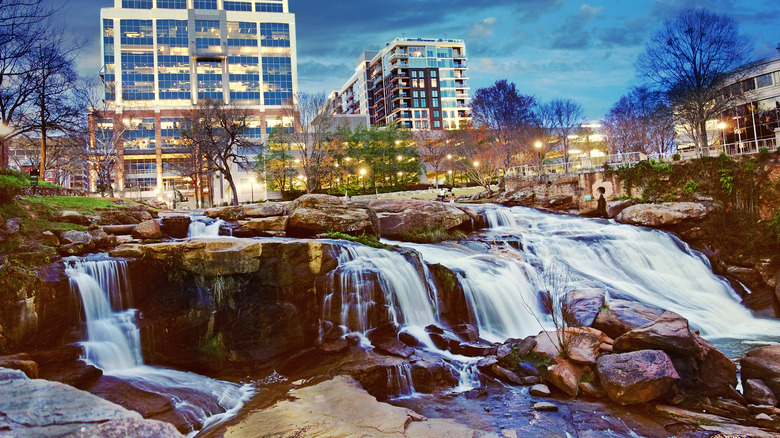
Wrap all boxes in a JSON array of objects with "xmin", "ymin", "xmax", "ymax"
[
  {"xmin": 321, "ymin": 231, "xmax": 394, "ymax": 249},
  {"xmin": 22, "ymin": 196, "xmax": 136, "ymax": 216},
  {"xmin": 399, "ymin": 224, "xmax": 466, "ymax": 243}
]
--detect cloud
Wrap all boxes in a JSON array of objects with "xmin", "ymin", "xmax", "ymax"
[
  {"xmin": 469, "ymin": 17, "xmax": 497, "ymax": 38},
  {"xmin": 549, "ymin": 3, "xmax": 603, "ymax": 50}
]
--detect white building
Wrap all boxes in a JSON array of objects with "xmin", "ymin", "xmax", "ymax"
[{"xmin": 95, "ymin": 0, "xmax": 298, "ymax": 206}]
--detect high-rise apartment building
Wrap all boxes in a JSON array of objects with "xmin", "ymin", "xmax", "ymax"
[
  {"xmin": 331, "ymin": 38, "xmax": 471, "ymax": 130},
  {"xmin": 94, "ymin": 0, "xmax": 297, "ymax": 204}
]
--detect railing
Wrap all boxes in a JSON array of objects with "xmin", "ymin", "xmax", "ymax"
[
  {"xmin": 505, "ymin": 152, "xmax": 645, "ymax": 181},
  {"xmin": 680, "ymin": 138, "xmax": 777, "ymax": 159}
]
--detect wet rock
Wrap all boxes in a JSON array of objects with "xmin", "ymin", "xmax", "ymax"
[
  {"xmin": 319, "ymin": 338, "xmax": 349, "ymax": 354},
  {"xmin": 285, "ymin": 194, "xmax": 380, "ymax": 238},
  {"xmin": 58, "ymin": 230, "xmax": 94, "ymax": 255},
  {"xmin": 216, "ymin": 375, "xmax": 477, "ymax": 437},
  {"xmin": 496, "ymin": 337, "xmax": 537, "ymax": 363},
  {"xmin": 398, "ymin": 331, "xmax": 420, "ymax": 347},
  {"xmin": 613, "ymin": 311, "xmax": 703, "ymax": 359},
  {"xmin": 534, "ymin": 328, "xmax": 601, "ymax": 365},
  {"xmin": 409, "ymin": 354, "xmax": 459, "ymax": 394},
  {"xmin": 0, "ymin": 367, "xmax": 174, "ymax": 437},
  {"xmin": 0, "ymin": 355, "xmax": 38, "ymax": 378},
  {"xmin": 606, "ymin": 199, "xmax": 634, "ymax": 218},
  {"xmin": 533, "ymin": 402, "xmax": 558, "ymax": 412},
  {"xmin": 451, "ymin": 342, "xmax": 495, "ymax": 357},
  {"xmin": 592, "ymin": 298, "xmax": 663, "ymax": 339},
  {"xmin": 204, "ymin": 206, "xmax": 245, "ymax": 221},
  {"xmin": 491, "ymin": 364, "xmax": 525, "ymax": 385},
  {"xmin": 515, "ymin": 361, "xmax": 540, "ymax": 377},
  {"xmin": 89, "ymin": 228, "xmax": 117, "ymax": 249},
  {"xmin": 597, "ymin": 350, "xmax": 679, "ymax": 405},
  {"xmin": 41, "ymin": 231, "xmax": 60, "ymax": 247},
  {"xmin": 529, "ymin": 384, "xmax": 551, "ymax": 397},
  {"xmin": 428, "ymin": 331, "xmax": 461, "ymax": 352},
  {"xmin": 243, "ymin": 202, "xmax": 287, "ymax": 218},
  {"xmin": 102, "ymin": 224, "xmax": 137, "ymax": 235},
  {"xmin": 496, "ymin": 190, "xmax": 535, "ymax": 207},
  {"xmin": 712, "ymin": 398, "xmax": 750, "ymax": 417},
  {"xmin": 59, "ymin": 210, "xmax": 92, "ymax": 226},
  {"xmin": 749, "ymin": 404, "xmax": 780, "ymax": 415},
  {"xmin": 98, "ymin": 210, "xmax": 139, "ymax": 225},
  {"xmin": 616, "ymin": 202, "xmax": 712, "ymax": 227},
  {"xmin": 131, "ymin": 210, "xmax": 153, "ymax": 222},
  {"xmin": 541, "ymin": 357, "xmax": 581, "ymax": 397},
  {"xmin": 64, "ymin": 416, "xmax": 183, "ymax": 438},
  {"xmin": 237, "ymin": 217, "xmax": 288, "ymax": 237},
  {"xmin": 374, "ymin": 339, "xmax": 414, "ymax": 359},
  {"xmin": 578, "ymin": 382, "xmax": 606, "ymax": 398},
  {"xmin": 565, "ymin": 288, "xmax": 606, "ymax": 328},
  {"xmin": 465, "ymin": 387, "xmax": 488, "ymax": 399},
  {"xmin": 368, "ymin": 198, "xmax": 473, "ymax": 239},
  {"xmin": 754, "ymin": 413, "xmax": 775, "ymax": 427},
  {"xmin": 160, "ymin": 216, "xmax": 191, "ymax": 239},
  {"xmin": 454, "ymin": 323, "xmax": 481, "ymax": 343},
  {"xmin": 132, "ymin": 220, "xmax": 163, "ymax": 240},
  {"xmin": 40, "ymin": 360, "xmax": 103, "ymax": 389},
  {"xmin": 740, "ymin": 345, "xmax": 780, "ymax": 396},
  {"xmin": 476, "ymin": 356, "xmax": 498, "ymax": 373},
  {"xmin": 522, "ymin": 376, "xmax": 541, "ymax": 385},
  {"xmin": 425, "ymin": 324, "xmax": 445, "ymax": 335}
]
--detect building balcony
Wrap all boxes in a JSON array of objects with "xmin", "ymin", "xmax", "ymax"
[
  {"xmin": 392, "ymin": 93, "xmax": 409, "ymax": 101},
  {"xmin": 454, "ymin": 63, "xmax": 467, "ymax": 69},
  {"xmin": 456, "ymin": 93, "xmax": 469, "ymax": 98},
  {"xmin": 390, "ymin": 73, "xmax": 409, "ymax": 82},
  {"xmin": 390, "ymin": 51, "xmax": 408, "ymax": 60},
  {"xmin": 393, "ymin": 62, "xmax": 409, "ymax": 69}
]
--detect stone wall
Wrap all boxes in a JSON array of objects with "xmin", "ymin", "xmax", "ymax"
[{"xmin": 505, "ymin": 172, "xmax": 638, "ymax": 212}]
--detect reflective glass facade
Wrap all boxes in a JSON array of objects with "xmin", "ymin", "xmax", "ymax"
[
  {"xmin": 122, "ymin": 0, "xmax": 152, "ymax": 8},
  {"xmin": 157, "ymin": 0, "xmax": 186, "ymax": 8},
  {"xmin": 193, "ymin": 0, "xmax": 218, "ymax": 10},
  {"xmin": 122, "ymin": 118, "xmax": 156, "ymax": 150},
  {"xmin": 103, "ymin": 19, "xmax": 116, "ymax": 101}
]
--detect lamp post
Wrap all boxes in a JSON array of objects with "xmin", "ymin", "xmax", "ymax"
[
  {"xmin": 359, "ymin": 168, "xmax": 367, "ymax": 189},
  {"xmin": 534, "ymin": 141, "xmax": 544, "ymax": 181},
  {"xmin": 446, "ymin": 154, "xmax": 453, "ymax": 188},
  {"xmin": 717, "ymin": 121, "xmax": 728, "ymax": 154}
]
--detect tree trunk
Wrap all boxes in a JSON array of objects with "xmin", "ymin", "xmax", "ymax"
[{"xmin": 698, "ymin": 120, "xmax": 709, "ymax": 157}]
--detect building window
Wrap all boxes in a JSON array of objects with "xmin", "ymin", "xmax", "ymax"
[
  {"xmin": 197, "ymin": 60, "xmax": 224, "ymax": 100},
  {"xmin": 122, "ymin": 0, "xmax": 152, "ymax": 8},
  {"xmin": 255, "ymin": 2, "xmax": 283, "ymax": 12},
  {"xmin": 259, "ymin": 22, "xmax": 290, "ymax": 47},
  {"xmin": 434, "ymin": 120, "xmax": 440, "ymax": 128},
  {"xmin": 194, "ymin": 0, "xmax": 218, "ymax": 9},
  {"xmin": 120, "ymin": 20, "xmax": 153, "ymax": 46},
  {"xmin": 157, "ymin": 0, "xmax": 186, "ymax": 8},
  {"xmin": 224, "ymin": 1, "xmax": 253, "ymax": 11},
  {"xmin": 121, "ymin": 52, "xmax": 155, "ymax": 101},
  {"xmin": 262, "ymin": 54, "xmax": 292, "ymax": 105},
  {"xmin": 756, "ymin": 73, "xmax": 773, "ymax": 89}
]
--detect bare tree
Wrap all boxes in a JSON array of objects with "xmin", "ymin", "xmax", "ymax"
[
  {"xmin": 182, "ymin": 99, "xmax": 253, "ymax": 206},
  {"xmin": 636, "ymin": 9, "xmax": 753, "ymax": 154},
  {"xmin": 470, "ymin": 80, "xmax": 537, "ymax": 171},
  {"xmin": 547, "ymin": 98, "xmax": 584, "ymax": 171},
  {"xmin": 603, "ymin": 87, "xmax": 676, "ymax": 156},
  {"xmin": 414, "ymin": 129, "xmax": 448, "ymax": 188},
  {"xmin": 447, "ymin": 124, "xmax": 501, "ymax": 196},
  {"xmin": 275, "ymin": 92, "xmax": 337, "ymax": 193}
]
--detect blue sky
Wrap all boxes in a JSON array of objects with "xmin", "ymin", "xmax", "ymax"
[{"xmin": 68, "ymin": 0, "xmax": 780, "ymax": 120}]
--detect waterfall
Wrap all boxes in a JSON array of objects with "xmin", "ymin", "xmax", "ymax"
[
  {"xmin": 483, "ymin": 207, "xmax": 517, "ymax": 228},
  {"xmin": 500, "ymin": 206, "xmax": 780, "ymax": 338},
  {"xmin": 321, "ymin": 243, "xmax": 439, "ymax": 338},
  {"xmin": 64, "ymin": 255, "xmax": 253, "ymax": 433},
  {"xmin": 387, "ymin": 363, "xmax": 417, "ymax": 398},
  {"xmin": 396, "ymin": 242, "xmax": 549, "ymax": 343},
  {"xmin": 188, "ymin": 217, "xmax": 225, "ymax": 238}
]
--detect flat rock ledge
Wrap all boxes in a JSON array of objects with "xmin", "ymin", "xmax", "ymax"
[
  {"xmin": 220, "ymin": 375, "xmax": 485, "ymax": 437},
  {"xmin": 0, "ymin": 367, "xmax": 182, "ymax": 437}
]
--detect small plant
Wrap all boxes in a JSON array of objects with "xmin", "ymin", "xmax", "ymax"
[
  {"xmin": 759, "ymin": 147, "xmax": 769, "ymax": 155},
  {"xmin": 719, "ymin": 168, "xmax": 734, "ymax": 195},
  {"xmin": 672, "ymin": 153, "xmax": 681, "ymax": 161},
  {"xmin": 199, "ymin": 332, "xmax": 226, "ymax": 360},
  {"xmin": 321, "ymin": 231, "xmax": 394, "ymax": 249},
  {"xmin": 683, "ymin": 180, "xmax": 700, "ymax": 195}
]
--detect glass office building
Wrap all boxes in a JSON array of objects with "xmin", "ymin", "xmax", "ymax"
[{"xmin": 95, "ymin": 0, "xmax": 297, "ymax": 202}]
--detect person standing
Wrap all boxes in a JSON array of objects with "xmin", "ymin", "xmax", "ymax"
[{"xmin": 597, "ymin": 186, "xmax": 607, "ymax": 218}]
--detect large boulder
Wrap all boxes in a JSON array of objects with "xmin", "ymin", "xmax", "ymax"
[
  {"xmin": 132, "ymin": 220, "xmax": 163, "ymax": 240},
  {"xmin": 613, "ymin": 311, "xmax": 737, "ymax": 397},
  {"xmin": 533, "ymin": 328, "xmax": 603, "ymax": 365},
  {"xmin": 744, "ymin": 379, "xmax": 778, "ymax": 407},
  {"xmin": 59, "ymin": 210, "xmax": 92, "ymax": 226},
  {"xmin": 741, "ymin": 345, "xmax": 780, "ymax": 396},
  {"xmin": 235, "ymin": 217, "xmax": 288, "ymax": 238},
  {"xmin": 367, "ymin": 199, "xmax": 472, "ymax": 239},
  {"xmin": 597, "ymin": 350, "xmax": 679, "ymax": 405},
  {"xmin": 58, "ymin": 230, "xmax": 94, "ymax": 255},
  {"xmin": 89, "ymin": 228, "xmax": 117, "ymax": 249},
  {"xmin": 287, "ymin": 194, "xmax": 380, "ymax": 238},
  {"xmin": 565, "ymin": 288, "xmax": 607, "ymax": 328},
  {"xmin": 607, "ymin": 199, "xmax": 634, "ymax": 218},
  {"xmin": 613, "ymin": 311, "xmax": 703, "ymax": 359},
  {"xmin": 496, "ymin": 190, "xmax": 535, "ymax": 207},
  {"xmin": 592, "ymin": 298, "xmax": 664, "ymax": 339},
  {"xmin": 615, "ymin": 202, "xmax": 712, "ymax": 227},
  {"xmin": 541, "ymin": 357, "xmax": 581, "ymax": 397},
  {"xmin": 243, "ymin": 202, "xmax": 286, "ymax": 218},
  {"xmin": 0, "ymin": 368, "xmax": 182, "ymax": 437},
  {"xmin": 160, "ymin": 216, "xmax": 191, "ymax": 239},
  {"xmin": 204, "ymin": 206, "xmax": 245, "ymax": 221}
]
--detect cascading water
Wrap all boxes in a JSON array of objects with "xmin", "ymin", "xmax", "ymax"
[
  {"xmin": 387, "ymin": 363, "xmax": 417, "ymax": 398},
  {"xmin": 321, "ymin": 242, "xmax": 480, "ymax": 390},
  {"xmin": 188, "ymin": 217, "xmax": 225, "ymax": 238},
  {"xmin": 321, "ymin": 243, "xmax": 440, "ymax": 343},
  {"xmin": 395, "ymin": 242, "xmax": 548, "ymax": 343},
  {"xmin": 483, "ymin": 207, "xmax": 517, "ymax": 228},
  {"xmin": 495, "ymin": 206, "xmax": 780, "ymax": 339},
  {"xmin": 65, "ymin": 256, "xmax": 253, "ymax": 434}
]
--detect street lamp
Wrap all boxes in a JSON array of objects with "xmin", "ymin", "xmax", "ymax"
[
  {"xmin": 717, "ymin": 121, "xmax": 728, "ymax": 154},
  {"xmin": 359, "ymin": 168, "xmax": 367, "ymax": 189},
  {"xmin": 534, "ymin": 141, "xmax": 544, "ymax": 181}
]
